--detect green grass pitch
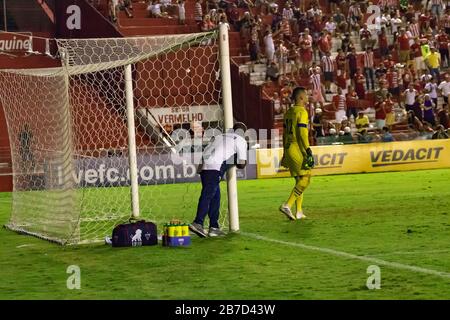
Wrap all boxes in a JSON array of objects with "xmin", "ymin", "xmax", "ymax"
[{"xmin": 1, "ymin": 169, "xmax": 450, "ymax": 299}]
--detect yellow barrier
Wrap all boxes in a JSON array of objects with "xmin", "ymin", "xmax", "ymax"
[{"xmin": 256, "ymin": 140, "xmax": 450, "ymax": 178}]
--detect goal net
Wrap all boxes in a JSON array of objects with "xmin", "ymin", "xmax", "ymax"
[{"xmin": 0, "ymin": 30, "xmax": 234, "ymax": 244}]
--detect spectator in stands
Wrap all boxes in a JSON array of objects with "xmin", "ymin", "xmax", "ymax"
[
  {"xmin": 275, "ymin": 40, "xmax": 289, "ymax": 77},
  {"xmin": 333, "ymin": 8, "xmax": 347, "ymax": 33},
  {"xmin": 194, "ymin": 0, "xmax": 203, "ymax": 26},
  {"xmin": 407, "ymin": 110, "xmax": 424, "ymax": 132},
  {"xmin": 312, "ymin": 108, "xmax": 325, "ymax": 138},
  {"xmin": 375, "ymin": 62, "xmax": 387, "ymax": 83},
  {"xmin": 318, "ymin": 30, "xmax": 332, "ymax": 60},
  {"xmin": 386, "ymin": 66, "xmax": 400, "ymax": 98},
  {"xmin": 359, "ymin": 24, "xmax": 375, "ymax": 51},
  {"xmin": 437, "ymin": 107, "xmax": 450, "ymax": 129},
  {"xmin": 110, "ymin": 0, "xmax": 119, "ymax": 22},
  {"xmin": 266, "ymin": 61, "xmax": 280, "ymax": 82},
  {"xmin": 398, "ymin": 28, "xmax": 411, "ymax": 64},
  {"xmin": 280, "ymin": 82, "xmax": 292, "ymax": 112},
  {"xmin": 335, "ymin": 49, "xmax": 347, "ymax": 90},
  {"xmin": 263, "ymin": 29, "xmax": 275, "ymax": 64},
  {"xmin": 355, "ymin": 68, "xmax": 366, "ymax": 99},
  {"xmin": 271, "ymin": 92, "xmax": 282, "ymax": 119},
  {"xmin": 340, "ymin": 116, "xmax": 351, "ymax": 132},
  {"xmin": 310, "ymin": 66, "xmax": 325, "ymax": 109},
  {"xmin": 438, "ymin": 73, "xmax": 450, "ymax": 105},
  {"xmin": 375, "ymin": 100, "xmax": 387, "ymax": 130},
  {"xmin": 322, "ymin": 51, "xmax": 334, "ymax": 94},
  {"xmin": 423, "ymin": 94, "xmax": 436, "ymax": 127},
  {"xmin": 355, "ymin": 111, "xmax": 370, "ymax": 134},
  {"xmin": 148, "ymin": 1, "xmax": 163, "ymax": 18},
  {"xmin": 378, "ymin": 27, "xmax": 389, "ymax": 59},
  {"xmin": 410, "ymin": 37, "xmax": 424, "ymax": 77},
  {"xmin": 381, "ymin": 126, "xmax": 395, "ymax": 142},
  {"xmin": 424, "ymin": 77, "xmax": 439, "ymax": 107},
  {"xmin": 403, "ymin": 83, "xmax": 418, "ymax": 112},
  {"xmin": 332, "ymin": 87, "xmax": 346, "ymax": 122},
  {"xmin": 436, "ymin": 28, "xmax": 449, "ymax": 68},
  {"xmin": 160, "ymin": 0, "xmax": 172, "ymax": 15},
  {"xmin": 363, "ymin": 47, "xmax": 375, "ymax": 91},
  {"xmin": 340, "ymin": 126, "xmax": 354, "ymax": 143},
  {"xmin": 299, "ymin": 32, "xmax": 313, "ymax": 74},
  {"xmin": 346, "ymin": 47, "xmax": 358, "ymax": 81},
  {"xmin": 347, "ymin": 1, "xmax": 362, "ymax": 33},
  {"xmin": 341, "ymin": 32, "xmax": 354, "ymax": 53},
  {"xmin": 432, "ymin": 124, "xmax": 449, "ymax": 139},
  {"xmin": 425, "ymin": 47, "xmax": 441, "ymax": 82},
  {"xmin": 412, "ymin": 95, "xmax": 424, "ymax": 121},
  {"xmin": 325, "ymin": 16, "xmax": 337, "ymax": 36},
  {"xmin": 178, "ymin": 0, "xmax": 185, "ymax": 25},
  {"xmin": 346, "ymin": 85, "xmax": 359, "ymax": 120},
  {"xmin": 227, "ymin": 4, "xmax": 240, "ymax": 30},
  {"xmin": 201, "ymin": 14, "xmax": 215, "ymax": 32}
]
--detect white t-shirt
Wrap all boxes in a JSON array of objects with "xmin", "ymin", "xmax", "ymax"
[
  {"xmin": 391, "ymin": 17, "xmax": 402, "ymax": 34},
  {"xmin": 178, "ymin": 3, "xmax": 185, "ymax": 17},
  {"xmin": 424, "ymin": 82, "xmax": 438, "ymax": 99},
  {"xmin": 151, "ymin": 4, "xmax": 161, "ymax": 15},
  {"xmin": 438, "ymin": 81, "xmax": 450, "ymax": 97},
  {"xmin": 325, "ymin": 21, "xmax": 336, "ymax": 34},
  {"xmin": 264, "ymin": 34, "xmax": 275, "ymax": 52},
  {"xmin": 404, "ymin": 89, "xmax": 417, "ymax": 105},
  {"xmin": 202, "ymin": 133, "xmax": 248, "ymax": 171}
]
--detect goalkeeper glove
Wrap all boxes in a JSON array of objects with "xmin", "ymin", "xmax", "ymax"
[{"xmin": 304, "ymin": 148, "xmax": 315, "ymax": 169}]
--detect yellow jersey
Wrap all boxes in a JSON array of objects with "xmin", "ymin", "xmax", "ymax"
[
  {"xmin": 283, "ymin": 104, "xmax": 310, "ymax": 154},
  {"xmin": 426, "ymin": 52, "xmax": 440, "ymax": 69}
]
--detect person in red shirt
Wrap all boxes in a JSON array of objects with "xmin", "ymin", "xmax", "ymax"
[
  {"xmin": 355, "ymin": 68, "xmax": 366, "ymax": 99},
  {"xmin": 385, "ymin": 93, "xmax": 396, "ymax": 130},
  {"xmin": 436, "ymin": 29, "xmax": 449, "ymax": 68},
  {"xmin": 410, "ymin": 37, "xmax": 424, "ymax": 77},
  {"xmin": 347, "ymin": 47, "xmax": 359, "ymax": 81},
  {"xmin": 299, "ymin": 32, "xmax": 313, "ymax": 73},
  {"xmin": 402, "ymin": 66, "xmax": 415, "ymax": 91},
  {"xmin": 335, "ymin": 49, "xmax": 347, "ymax": 89},
  {"xmin": 346, "ymin": 85, "xmax": 359, "ymax": 120},
  {"xmin": 397, "ymin": 28, "xmax": 411, "ymax": 64},
  {"xmin": 378, "ymin": 27, "xmax": 389, "ymax": 59},
  {"xmin": 318, "ymin": 30, "xmax": 332, "ymax": 59},
  {"xmin": 332, "ymin": 87, "xmax": 347, "ymax": 122},
  {"xmin": 375, "ymin": 100, "xmax": 387, "ymax": 130},
  {"xmin": 386, "ymin": 67, "xmax": 400, "ymax": 98}
]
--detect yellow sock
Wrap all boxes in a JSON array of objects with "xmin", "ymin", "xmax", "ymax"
[
  {"xmin": 286, "ymin": 189, "xmax": 297, "ymax": 208},
  {"xmin": 286, "ymin": 177, "xmax": 302, "ymax": 208},
  {"xmin": 296, "ymin": 194, "xmax": 304, "ymax": 213}
]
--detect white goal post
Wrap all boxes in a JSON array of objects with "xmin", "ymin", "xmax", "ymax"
[{"xmin": 0, "ymin": 25, "xmax": 239, "ymax": 244}]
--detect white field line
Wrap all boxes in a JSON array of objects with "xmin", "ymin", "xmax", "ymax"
[
  {"xmin": 365, "ymin": 249, "xmax": 450, "ymax": 257},
  {"xmin": 242, "ymin": 232, "xmax": 450, "ymax": 280}
]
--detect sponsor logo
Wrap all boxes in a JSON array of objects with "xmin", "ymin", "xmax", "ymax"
[
  {"xmin": 0, "ymin": 33, "xmax": 33, "ymax": 52},
  {"xmin": 275, "ymin": 152, "xmax": 348, "ymax": 173},
  {"xmin": 313, "ymin": 152, "xmax": 348, "ymax": 169},
  {"xmin": 370, "ymin": 147, "xmax": 444, "ymax": 167}
]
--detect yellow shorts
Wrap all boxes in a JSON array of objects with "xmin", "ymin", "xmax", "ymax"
[{"xmin": 281, "ymin": 144, "xmax": 312, "ymax": 177}]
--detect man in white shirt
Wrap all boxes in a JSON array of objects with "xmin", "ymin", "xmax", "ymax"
[
  {"xmin": 438, "ymin": 74, "xmax": 450, "ymax": 105},
  {"xmin": 404, "ymin": 84, "xmax": 417, "ymax": 112},
  {"xmin": 190, "ymin": 123, "xmax": 248, "ymax": 237}
]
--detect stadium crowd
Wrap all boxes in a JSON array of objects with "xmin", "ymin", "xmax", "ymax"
[{"xmin": 101, "ymin": 0, "xmax": 450, "ymax": 144}]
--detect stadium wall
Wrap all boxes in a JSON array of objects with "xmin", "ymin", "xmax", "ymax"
[{"xmin": 256, "ymin": 140, "xmax": 450, "ymax": 178}]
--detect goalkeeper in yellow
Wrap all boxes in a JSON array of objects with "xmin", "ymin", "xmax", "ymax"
[{"xmin": 279, "ymin": 87, "xmax": 315, "ymax": 220}]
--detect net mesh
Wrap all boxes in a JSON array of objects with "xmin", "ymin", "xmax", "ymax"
[{"xmin": 0, "ymin": 31, "xmax": 227, "ymax": 244}]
